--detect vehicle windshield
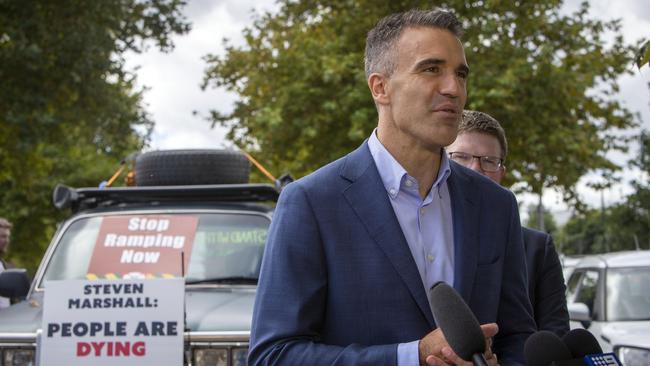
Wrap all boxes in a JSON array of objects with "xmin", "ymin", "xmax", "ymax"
[
  {"xmin": 40, "ymin": 212, "xmax": 270, "ymax": 288},
  {"xmin": 606, "ymin": 267, "xmax": 650, "ymax": 321}
]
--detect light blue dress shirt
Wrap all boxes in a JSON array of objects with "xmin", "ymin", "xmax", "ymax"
[{"xmin": 367, "ymin": 130, "xmax": 455, "ymax": 366}]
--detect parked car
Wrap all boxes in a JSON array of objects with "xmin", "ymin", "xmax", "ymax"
[
  {"xmin": 560, "ymin": 254, "xmax": 583, "ymax": 285},
  {"xmin": 566, "ymin": 250, "xmax": 650, "ymax": 366},
  {"xmin": 0, "ymin": 149, "xmax": 281, "ymax": 366}
]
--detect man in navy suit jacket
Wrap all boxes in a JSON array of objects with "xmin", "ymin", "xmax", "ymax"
[
  {"xmin": 249, "ymin": 9, "xmax": 535, "ymax": 366},
  {"xmin": 447, "ymin": 110, "xmax": 569, "ymax": 336}
]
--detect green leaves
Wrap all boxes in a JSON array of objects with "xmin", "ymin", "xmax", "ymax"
[
  {"xmin": 0, "ymin": 0, "xmax": 190, "ymax": 272},
  {"xmin": 636, "ymin": 40, "xmax": 650, "ymax": 69},
  {"xmin": 203, "ymin": 0, "xmax": 639, "ymax": 207},
  {"xmin": 558, "ymin": 132, "xmax": 650, "ymax": 254}
]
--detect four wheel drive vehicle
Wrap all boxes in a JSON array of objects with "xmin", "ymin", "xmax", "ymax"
[
  {"xmin": 566, "ymin": 250, "xmax": 650, "ymax": 366},
  {"xmin": 559, "ymin": 254, "xmax": 584, "ymax": 287},
  {"xmin": 0, "ymin": 149, "xmax": 281, "ymax": 366}
]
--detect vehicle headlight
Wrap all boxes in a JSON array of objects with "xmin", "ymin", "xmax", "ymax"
[
  {"xmin": 193, "ymin": 348, "xmax": 228, "ymax": 366},
  {"xmin": 2, "ymin": 348, "xmax": 36, "ymax": 366},
  {"xmin": 231, "ymin": 347, "xmax": 248, "ymax": 366},
  {"xmin": 616, "ymin": 346, "xmax": 650, "ymax": 366}
]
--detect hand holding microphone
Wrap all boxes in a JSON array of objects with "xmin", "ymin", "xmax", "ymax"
[{"xmin": 421, "ymin": 282, "xmax": 499, "ymax": 366}]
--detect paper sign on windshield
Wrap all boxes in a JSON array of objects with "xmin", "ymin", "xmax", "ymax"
[{"xmin": 88, "ymin": 215, "xmax": 198, "ymax": 278}]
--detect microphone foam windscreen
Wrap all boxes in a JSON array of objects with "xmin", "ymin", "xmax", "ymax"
[
  {"xmin": 430, "ymin": 282, "xmax": 485, "ymax": 361},
  {"xmin": 562, "ymin": 328, "xmax": 603, "ymax": 358},
  {"xmin": 524, "ymin": 330, "xmax": 572, "ymax": 366}
]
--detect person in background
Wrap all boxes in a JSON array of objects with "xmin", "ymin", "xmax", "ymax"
[
  {"xmin": 447, "ymin": 110, "xmax": 569, "ymax": 336},
  {"xmin": 0, "ymin": 217, "xmax": 13, "ymax": 309},
  {"xmin": 249, "ymin": 8, "xmax": 535, "ymax": 366}
]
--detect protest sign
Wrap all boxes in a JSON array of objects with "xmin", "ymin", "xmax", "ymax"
[
  {"xmin": 39, "ymin": 278, "xmax": 184, "ymax": 366},
  {"xmin": 87, "ymin": 215, "xmax": 198, "ymax": 278}
]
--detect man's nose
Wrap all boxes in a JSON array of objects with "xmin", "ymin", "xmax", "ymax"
[
  {"xmin": 468, "ymin": 157, "xmax": 483, "ymax": 172},
  {"xmin": 439, "ymin": 73, "xmax": 462, "ymax": 98}
]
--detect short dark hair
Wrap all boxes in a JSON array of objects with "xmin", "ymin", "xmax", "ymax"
[
  {"xmin": 459, "ymin": 110, "xmax": 508, "ymax": 159},
  {"xmin": 364, "ymin": 9, "xmax": 464, "ymax": 79}
]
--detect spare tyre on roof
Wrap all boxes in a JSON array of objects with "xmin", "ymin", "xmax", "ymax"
[{"xmin": 134, "ymin": 149, "xmax": 250, "ymax": 186}]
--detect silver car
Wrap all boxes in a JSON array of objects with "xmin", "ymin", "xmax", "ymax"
[
  {"xmin": 0, "ymin": 149, "xmax": 282, "ymax": 366},
  {"xmin": 566, "ymin": 250, "xmax": 650, "ymax": 366}
]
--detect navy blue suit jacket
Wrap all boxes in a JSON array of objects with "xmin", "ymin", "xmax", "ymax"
[
  {"xmin": 523, "ymin": 227, "xmax": 569, "ymax": 336},
  {"xmin": 249, "ymin": 142, "xmax": 535, "ymax": 365}
]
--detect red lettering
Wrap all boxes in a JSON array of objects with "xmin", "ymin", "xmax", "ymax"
[
  {"xmin": 115, "ymin": 341, "xmax": 130, "ymax": 356},
  {"xmin": 75, "ymin": 341, "xmax": 146, "ymax": 357},
  {"xmin": 91, "ymin": 341, "xmax": 105, "ymax": 356},
  {"xmin": 133, "ymin": 341, "xmax": 146, "ymax": 357},
  {"xmin": 76, "ymin": 342, "xmax": 91, "ymax": 356}
]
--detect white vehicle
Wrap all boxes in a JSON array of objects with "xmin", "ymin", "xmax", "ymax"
[
  {"xmin": 560, "ymin": 254, "xmax": 583, "ymax": 285},
  {"xmin": 566, "ymin": 250, "xmax": 650, "ymax": 366}
]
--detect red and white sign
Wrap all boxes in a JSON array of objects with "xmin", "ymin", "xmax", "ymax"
[
  {"xmin": 39, "ymin": 278, "xmax": 184, "ymax": 366},
  {"xmin": 87, "ymin": 215, "xmax": 198, "ymax": 278}
]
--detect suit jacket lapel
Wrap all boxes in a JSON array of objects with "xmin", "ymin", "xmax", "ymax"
[
  {"xmin": 448, "ymin": 162, "xmax": 480, "ymax": 303},
  {"xmin": 340, "ymin": 142, "xmax": 435, "ymax": 327}
]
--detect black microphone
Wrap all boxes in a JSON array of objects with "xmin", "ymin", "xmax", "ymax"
[
  {"xmin": 562, "ymin": 329, "xmax": 602, "ymax": 358},
  {"xmin": 429, "ymin": 282, "xmax": 487, "ymax": 366},
  {"xmin": 562, "ymin": 329, "xmax": 622, "ymax": 366},
  {"xmin": 524, "ymin": 330, "xmax": 573, "ymax": 366},
  {"xmin": 525, "ymin": 329, "xmax": 623, "ymax": 366}
]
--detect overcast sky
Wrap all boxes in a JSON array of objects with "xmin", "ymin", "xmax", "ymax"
[{"xmin": 125, "ymin": 0, "xmax": 650, "ymax": 222}]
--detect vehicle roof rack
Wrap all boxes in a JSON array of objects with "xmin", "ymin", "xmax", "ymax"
[{"xmin": 53, "ymin": 183, "xmax": 280, "ymax": 212}]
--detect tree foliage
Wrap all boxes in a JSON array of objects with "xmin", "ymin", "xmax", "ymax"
[
  {"xmin": 204, "ymin": 0, "xmax": 638, "ymax": 202},
  {"xmin": 0, "ymin": 0, "xmax": 190, "ymax": 271},
  {"xmin": 525, "ymin": 204, "xmax": 558, "ymax": 238},
  {"xmin": 558, "ymin": 132, "xmax": 650, "ymax": 254}
]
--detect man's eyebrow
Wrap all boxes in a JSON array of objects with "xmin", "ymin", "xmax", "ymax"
[
  {"xmin": 414, "ymin": 58, "xmax": 470, "ymax": 75},
  {"xmin": 414, "ymin": 58, "xmax": 445, "ymax": 70}
]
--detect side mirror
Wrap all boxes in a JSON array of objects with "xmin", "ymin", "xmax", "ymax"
[
  {"xmin": 0, "ymin": 268, "xmax": 31, "ymax": 300},
  {"xmin": 53, "ymin": 184, "xmax": 78, "ymax": 210},
  {"xmin": 568, "ymin": 302, "xmax": 591, "ymax": 328}
]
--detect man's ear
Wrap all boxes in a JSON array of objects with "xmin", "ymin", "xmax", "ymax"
[{"xmin": 368, "ymin": 73, "xmax": 390, "ymax": 105}]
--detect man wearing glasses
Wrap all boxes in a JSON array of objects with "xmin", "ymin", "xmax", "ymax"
[{"xmin": 447, "ymin": 110, "xmax": 569, "ymax": 336}]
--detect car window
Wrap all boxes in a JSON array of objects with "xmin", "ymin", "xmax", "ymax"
[
  {"xmin": 574, "ymin": 270, "xmax": 599, "ymax": 316},
  {"xmin": 40, "ymin": 212, "xmax": 270, "ymax": 287},
  {"xmin": 566, "ymin": 270, "xmax": 583, "ymax": 302},
  {"xmin": 606, "ymin": 267, "xmax": 650, "ymax": 321}
]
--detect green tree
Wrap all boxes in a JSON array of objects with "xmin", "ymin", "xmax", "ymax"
[
  {"xmin": 559, "ymin": 132, "xmax": 650, "ymax": 254},
  {"xmin": 204, "ymin": 0, "xmax": 638, "ymax": 204},
  {"xmin": 558, "ymin": 210, "xmax": 605, "ymax": 255},
  {"xmin": 525, "ymin": 204, "xmax": 558, "ymax": 238},
  {"xmin": 0, "ymin": 0, "xmax": 190, "ymax": 271},
  {"xmin": 636, "ymin": 40, "xmax": 650, "ymax": 69},
  {"xmin": 616, "ymin": 131, "xmax": 650, "ymax": 249}
]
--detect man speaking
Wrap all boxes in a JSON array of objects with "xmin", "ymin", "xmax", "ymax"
[{"xmin": 249, "ymin": 8, "xmax": 535, "ymax": 366}]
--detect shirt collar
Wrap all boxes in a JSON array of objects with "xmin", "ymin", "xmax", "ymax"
[{"xmin": 368, "ymin": 129, "xmax": 451, "ymax": 199}]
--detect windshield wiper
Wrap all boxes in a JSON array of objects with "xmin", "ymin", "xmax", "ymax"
[{"xmin": 186, "ymin": 276, "xmax": 258, "ymax": 285}]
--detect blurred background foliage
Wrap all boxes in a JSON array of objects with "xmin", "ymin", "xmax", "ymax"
[
  {"xmin": 203, "ymin": 0, "xmax": 647, "ymax": 255},
  {"xmin": 0, "ymin": 0, "xmax": 648, "ymax": 273},
  {"xmin": 0, "ymin": 0, "xmax": 190, "ymax": 272},
  {"xmin": 203, "ymin": 0, "xmax": 639, "ymax": 205},
  {"xmin": 558, "ymin": 132, "xmax": 650, "ymax": 254}
]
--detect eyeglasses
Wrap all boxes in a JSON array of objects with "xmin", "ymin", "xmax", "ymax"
[{"xmin": 448, "ymin": 151, "xmax": 504, "ymax": 172}]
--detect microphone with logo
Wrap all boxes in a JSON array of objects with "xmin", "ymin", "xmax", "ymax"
[
  {"xmin": 429, "ymin": 282, "xmax": 488, "ymax": 366},
  {"xmin": 524, "ymin": 329, "xmax": 622, "ymax": 366}
]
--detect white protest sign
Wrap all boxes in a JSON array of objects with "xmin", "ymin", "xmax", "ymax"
[{"xmin": 39, "ymin": 278, "xmax": 184, "ymax": 366}]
